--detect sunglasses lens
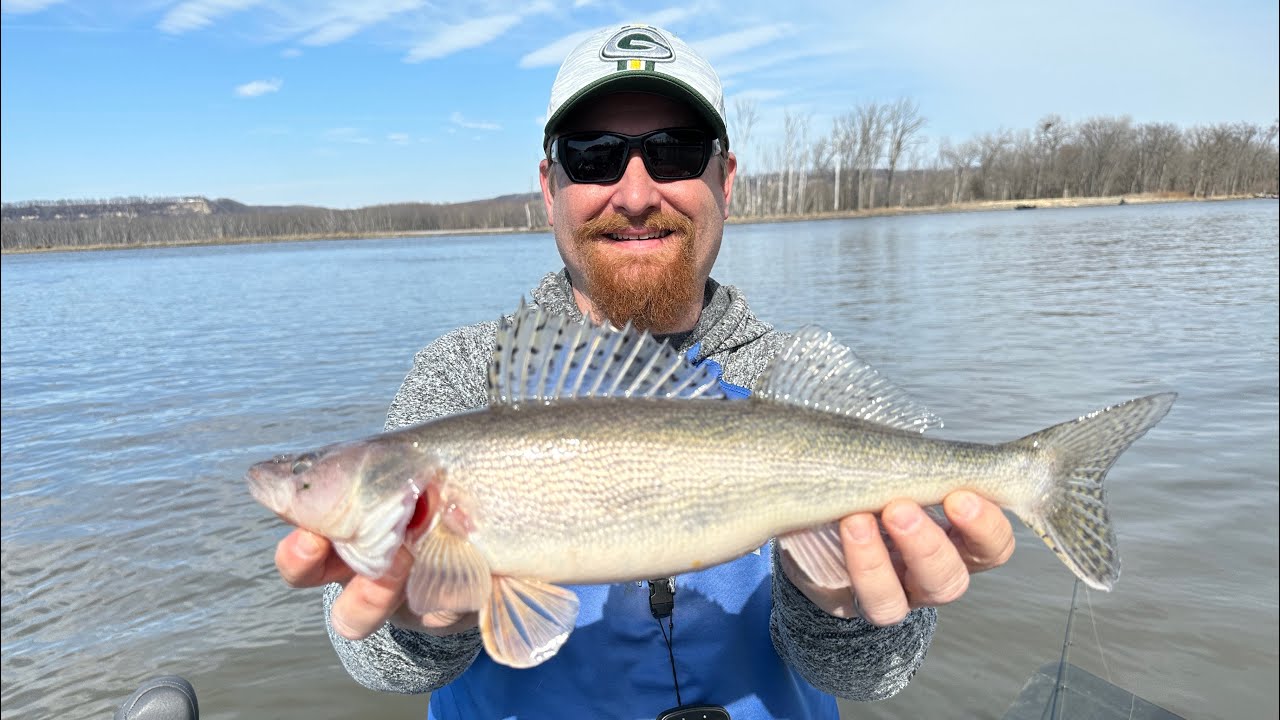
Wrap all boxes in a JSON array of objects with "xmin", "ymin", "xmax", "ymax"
[
  {"xmin": 562, "ymin": 133, "xmax": 628, "ymax": 183},
  {"xmin": 558, "ymin": 129, "xmax": 712, "ymax": 183},
  {"xmin": 643, "ymin": 130, "xmax": 709, "ymax": 179}
]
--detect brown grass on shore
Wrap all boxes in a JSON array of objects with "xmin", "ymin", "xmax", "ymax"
[{"xmin": 725, "ymin": 191, "xmax": 1253, "ymax": 226}]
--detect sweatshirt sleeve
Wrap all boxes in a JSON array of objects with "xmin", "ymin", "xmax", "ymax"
[
  {"xmin": 323, "ymin": 324, "xmax": 496, "ymax": 694},
  {"xmin": 768, "ymin": 548, "xmax": 936, "ymax": 701}
]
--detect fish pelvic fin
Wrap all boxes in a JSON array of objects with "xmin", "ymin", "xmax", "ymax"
[
  {"xmin": 331, "ymin": 488, "xmax": 419, "ymax": 578},
  {"xmin": 753, "ymin": 327, "xmax": 942, "ymax": 433},
  {"xmin": 406, "ymin": 523, "xmax": 493, "ymax": 615},
  {"xmin": 1011, "ymin": 392, "xmax": 1177, "ymax": 591},
  {"xmin": 479, "ymin": 576, "xmax": 579, "ymax": 669},
  {"xmin": 488, "ymin": 300, "xmax": 725, "ymax": 407}
]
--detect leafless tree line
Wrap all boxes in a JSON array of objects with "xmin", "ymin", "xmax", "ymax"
[
  {"xmin": 727, "ymin": 99, "xmax": 1278, "ymax": 217},
  {"xmin": 4, "ymin": 101, "xmax": 1276, "ymax": 251},
  {"xmin": 2, "ymin": 195, "xmax": 546, "ymax": 251}
]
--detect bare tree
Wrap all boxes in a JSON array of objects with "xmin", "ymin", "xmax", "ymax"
[
  {"xmin": 1034, "ymin": 114, "xmax": 1069, "ymax": 198},
  {"xmin": 829, "ymin": 112, "xmax": 858, "ymax": 212},
  {"xmin": 938, "ymin": 138, "xmax": 981, "ymax": 204},
  {"xmin": 782, "ymin": 110, "xmax": 812, "ymax": 215},
  {"xmin": 730, "ymin": 98, "xmax": 759, "ymax": 217},
  {"xmin": 853, "ymin": 102, "xmax": 888, "ymax": 210},
  {"xmin": 975, "ymin": 130, "xmax": 1013, "ymax": 200},
  {"xmin": 884, "ymin": 98, "xmax": 926, "ymax": 207}
]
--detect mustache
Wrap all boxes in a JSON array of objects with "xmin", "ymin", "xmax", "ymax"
[{"xmin": 573, "ymin": 211, "xmax": 695, "ymax": 243}]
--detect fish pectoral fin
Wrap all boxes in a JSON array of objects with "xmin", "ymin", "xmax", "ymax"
[
  {"xmin": 332, "ymin": 488, "xmax": 418, "ymax": 579},
  {"xmin": 778, "ymin": 522, "xmax": 851, "ymax": 590},
  {"xmin": 479, "ymin": 576, "xmax": 579, "ymax": 669},
  {"xmin": 406, "ymin": 525, "xmax": 492, "ymax": 615}
]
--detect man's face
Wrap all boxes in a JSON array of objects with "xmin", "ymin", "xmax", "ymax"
[{"xmin": 539, "ymin": 92, "xmax": 736, "ymax": 334}]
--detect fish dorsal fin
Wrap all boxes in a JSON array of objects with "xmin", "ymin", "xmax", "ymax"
[
  {"xmin": 753, "ymin": 327, "xmax": 943, "ymax": 433},
  {"xmin": 488, "ymin": 301, "xmax": 725, "ymax": 406}
]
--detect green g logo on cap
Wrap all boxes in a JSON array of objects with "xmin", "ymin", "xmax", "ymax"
[{"xmin": 601, "ymin": 26, "xmax": 674, "ymax": 71}]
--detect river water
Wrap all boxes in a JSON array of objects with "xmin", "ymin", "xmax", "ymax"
[{"xmin": 2, "ymin": 199, "xmax": 1276, "ymax": 719}]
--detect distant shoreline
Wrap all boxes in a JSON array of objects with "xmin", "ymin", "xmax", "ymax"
[{"xmin": 2, "ymin": 193, "xmax": 1268, "ymax": 255}]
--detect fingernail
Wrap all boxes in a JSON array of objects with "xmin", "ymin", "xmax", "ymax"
[
  {"xmin": 953, "ymin": 492, "xmax": 979, "ymax": 521},
  {"xmin": 886, "ymin": 504, "xmax": 921, "ymax": 532},
  {"xmin": 847, "ymin": 516, "xmax": 876, "ymax": 543},
  {"xmin": 331, "ymin": 614, "xmax": 361, "ymax": 641},
  {"xmin": 298, "ymin": 532, "xmax": 324, "ymax": 559}
]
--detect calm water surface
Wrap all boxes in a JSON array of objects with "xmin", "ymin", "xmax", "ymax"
[{"xmin": 2, "ymin": 200, "xmax": 1276, "ymax": 719}]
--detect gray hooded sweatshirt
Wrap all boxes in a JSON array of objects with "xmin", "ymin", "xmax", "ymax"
[{"xmin": 322, "ymin": 270, "xmax": 937, "ymax": 707}]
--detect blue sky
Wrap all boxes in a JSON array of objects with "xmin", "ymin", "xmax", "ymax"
[{"xmin": 2, "ymin": 0, "xmax": 1276, "ymax": 208}]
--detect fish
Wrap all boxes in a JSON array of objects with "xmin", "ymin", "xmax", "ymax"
[{"xmin": 247, "ymin": 303, "xmax": 1176, "ymax": 669}]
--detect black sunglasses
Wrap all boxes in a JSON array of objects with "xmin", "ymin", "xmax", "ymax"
[{"xmin": 550, "ymin": 127, "xmax": 722, "ymax": 184}]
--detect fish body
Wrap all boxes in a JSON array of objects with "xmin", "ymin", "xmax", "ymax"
[
  {"xmin": 248, "ymin": 304, "xmax": 1176, "ymax": 668},
  {"xmin": 381, "ymin": 399, "xmax": 1025, "ymax": 584}
]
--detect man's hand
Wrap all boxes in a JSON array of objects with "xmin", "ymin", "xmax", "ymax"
[
  {"xmin": 779, "ymin": 491, "xmax": 1015, "ymax": 626},
  {"xmin": 274, "ymin": 528, "xmax": 478, "ymax": 640}
]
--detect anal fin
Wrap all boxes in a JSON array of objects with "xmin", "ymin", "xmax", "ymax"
[
  {"xmin": 778, "ymin": 522, "xmax": 851, "ymax": 589},
  {"xmin": 480, "ymin": 576, "xmax": 579, "ymax": 668}
]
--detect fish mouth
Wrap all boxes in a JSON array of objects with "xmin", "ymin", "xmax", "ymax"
[{"xmin": 246, "ymin": 461, "xmax": 293, "ymax": 517}]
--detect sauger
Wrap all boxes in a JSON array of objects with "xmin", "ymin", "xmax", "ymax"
[{"xmin": 247, "ymin": 303, "xmax": 1176, "ymax": 669}]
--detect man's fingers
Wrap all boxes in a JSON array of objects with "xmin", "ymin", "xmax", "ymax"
[
  {"xmin": 882, "ymin": 500, "xmax": 969, "ymax": 608},
  {"xmin": 330, "ymin": 546, "xmax": 415, "ymax": 640},
  {"xmin": 275, "ymin": 529, "xmax": 353, "ymax": 588},
  {"xmin": 942, "ymin": 491, "xmax": 1015, "ymax": 572},
  {"xmin": 840, "ymin": 513, "xmax": 909, "ymax": 626},
  {"xmin": 387, "ymin": 605, "xmax": 480, "ymax": 636},
  {"xmin": 420, "ymin": 610, "xmax": 480, "ymax": 636}
]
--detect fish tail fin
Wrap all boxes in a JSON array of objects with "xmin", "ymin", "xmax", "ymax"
[{"xmin": 1010, "ymin": 392, "xmax": 1176, "ymax": 591}]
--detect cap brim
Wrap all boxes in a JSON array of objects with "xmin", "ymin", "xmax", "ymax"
[{"xmin": 543, "ymin": 73, "xmax": 727, "ymax": 150}]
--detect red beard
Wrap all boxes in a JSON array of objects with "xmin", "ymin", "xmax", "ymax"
[{"xmin": 571, "ymin": 211, "xmax": 700, "ymax": 333}]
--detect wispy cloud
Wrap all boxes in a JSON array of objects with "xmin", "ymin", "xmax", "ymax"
[
  {"xmin": 298, "ymin": 0, "xmax": 422, "ymax": 46},
  {"xmin": 692, "ymin": 24, "xmax": 795, "ymax": 62},
  {"xmin": 387, "ymin": 132, "xmax": 411, "ymax": 145},
  {"xmin": 1, "ymin": 0, "xmax": 63, "ymax": 14},
  {"xmin": 280, "ymin": 48, "xmax": 302, "ymax": 58},
  {"xmin": 158, "ymin": 0, "xmax": 262, "ymax": 34},
  {"xmin": 715, "ymin": 44, "xmax": 850, "ymax": 82},
  {"xmin": 450, "ymin": 112, "xmax": 500, "ymax": 131},
  {"xmin": 404, "ymin": 14, "xmax": 521, "ymax": 63},
  {"xmin": 235, "ymin": 78, "xmax": 282, "ymax": 97},
  {"xmin": 727, "ymin": 87, "xmax": 788, "ymax": 104},
  {"xmin": 519, "ymin": 29, "xmax": 596, "ymax": 68},
  {"xmin": 324, "ymin": 127, "xmax": 372, "ymax": 144}
]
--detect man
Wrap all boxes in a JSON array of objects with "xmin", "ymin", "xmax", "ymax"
[{"xmin": 274, "ymin": 23, "xmax": 1015, "ymax": 719}]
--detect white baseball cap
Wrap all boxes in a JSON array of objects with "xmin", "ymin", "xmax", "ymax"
[{"xmin": 543, "ymin": 24, "xmax": 728, "ymax": 151}]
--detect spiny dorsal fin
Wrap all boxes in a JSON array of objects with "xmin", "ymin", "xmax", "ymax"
[
  {"xmin": 488, "ymin": 301, "xmax": 725, "ymax": 406},
  {"xmin": 753, "ymin": 327, "xmax": 942, "ymax": 433}
]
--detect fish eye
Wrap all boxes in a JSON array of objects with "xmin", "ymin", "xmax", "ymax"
[{"xmin": 292, "ymin": 453, "xmax": 318, "ymax": 475}]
